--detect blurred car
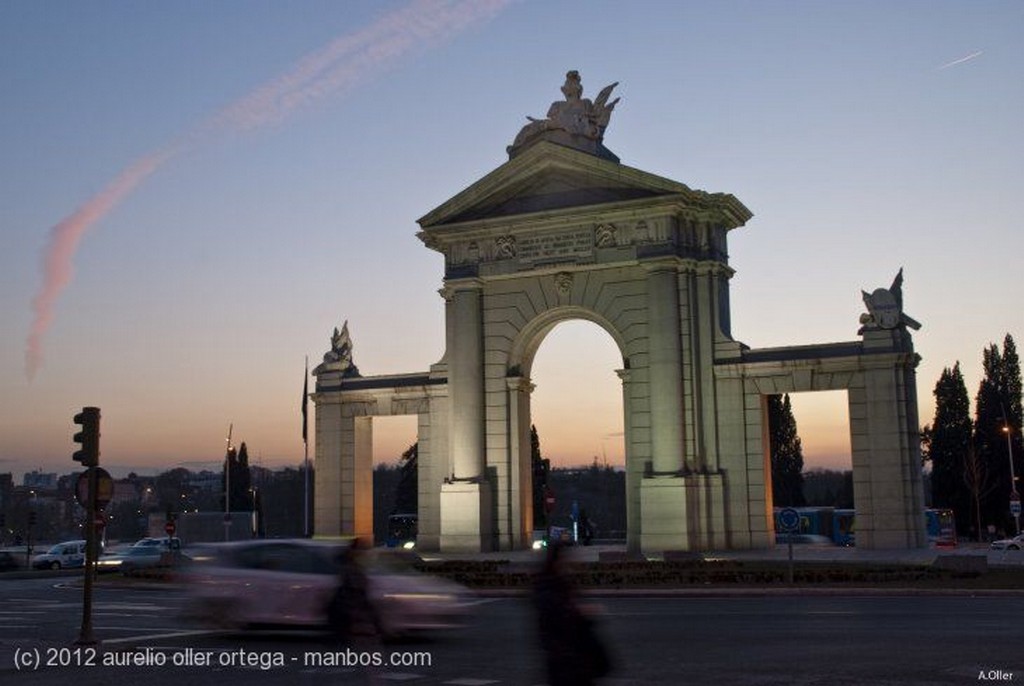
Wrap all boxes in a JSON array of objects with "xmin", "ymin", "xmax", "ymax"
[
  {"xmin": 990, "ymin": 533, "xmax": 1024, "ymax": 551},
  {"xmin": 0, "ymin": 550, "xmax": 20, "ymax": 572},
  {"xmin": 774, "ymin": 533, "xmax": 834, "ymax": 546},
  {"xmin": 31, "ymin": 540, "xmax": 87, "ymax": 570},
  {"xmin": 101, "ymin": 544, "xmax": 190, "ymax": 572},
  {"xmin": 132, "ymin": 537, "xmax": 182, "ymax": 550},
  {"xmin": 182, "ymin": 539, "xmax": 471, "ymax": 637}
]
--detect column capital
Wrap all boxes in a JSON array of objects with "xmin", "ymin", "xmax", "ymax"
[
  {"xmin": 444, "ymin": 277, "xmax": 485, "ymax": 293},
  {"xmin": 506, "ymin": 376, "xmax": 536, "ymax": 393},
  {"xmin": 615, "ymin": 368, "xmax": 632, "ymax": 383}
]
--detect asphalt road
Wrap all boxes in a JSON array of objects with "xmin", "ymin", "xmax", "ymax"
[{"xmin": 1, "ymin": 576, "xmax": 1022, "ymax": 685}]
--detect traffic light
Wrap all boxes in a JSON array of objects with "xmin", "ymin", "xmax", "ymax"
[{"xmin": 73, "ymin": 406, "xmax": 101, "ymax": 467}]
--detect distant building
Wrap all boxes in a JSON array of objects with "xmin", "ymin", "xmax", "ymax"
[{"xmin": 23, "ymin": 470, "xmax": 58, "ymax": 491}]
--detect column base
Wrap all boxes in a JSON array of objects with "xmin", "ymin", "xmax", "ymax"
[{"xmin": 440, "ymin": 480, "xmax": 494, "ymax": 553}]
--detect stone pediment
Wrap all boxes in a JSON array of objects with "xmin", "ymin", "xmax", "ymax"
[{"xmin": 418, "ymin": 141, "xmax": 702, "ymax": 229}]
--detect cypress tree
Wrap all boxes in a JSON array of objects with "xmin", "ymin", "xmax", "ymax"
[
  {"xmin": 974, "ymin": 334, "xmax": 1023, "ymax": 535},
  {"xmin": 925, "ymin": 363, "xmax": 973, "ymax": 536},
  {"xmin": 768, "ymin": 394, "xmax": 806, "ymax": 507}
]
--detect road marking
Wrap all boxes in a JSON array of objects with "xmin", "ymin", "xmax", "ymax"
[
  {"xmin": 102, "ymin": 629, "xmax": 217, "ymax": 645},
  {"xmin": 96, "ymin": 626, "xmax": 188, "ymax": 632}
]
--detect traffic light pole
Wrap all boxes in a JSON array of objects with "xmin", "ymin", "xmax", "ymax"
[
  {"xmin": 76, "ymin": 465, "xmax": 98, "ymax": 646},
  {"xmin": 72, "ymin": 406, "xmax": 100, "ymax": 647}
]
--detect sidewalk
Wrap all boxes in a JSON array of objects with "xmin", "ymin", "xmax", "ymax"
[{"xmin": 419, "ymin": 542, "xmax": 1024, "ymax": 567}]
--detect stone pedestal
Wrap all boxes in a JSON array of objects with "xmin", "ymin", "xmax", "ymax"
[
  {"xmin": 639, "ymin": 472, "xmax": 727, "ymax": 554},
  {"xmin": 440, "ymin": 480, "xmax": 494, "ymax": 552}
]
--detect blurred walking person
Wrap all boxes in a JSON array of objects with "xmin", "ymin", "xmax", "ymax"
[{"xmin": 532, "ymin": 543, "xmax": 612, "ymax": 685}]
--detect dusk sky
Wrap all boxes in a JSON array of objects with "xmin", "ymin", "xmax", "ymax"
[{"xmin": 2, "ymin": 1, "xmax": 1021, "ymax": 482}]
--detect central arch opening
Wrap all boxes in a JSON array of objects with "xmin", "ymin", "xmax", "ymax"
[{"xmin": 528, "ymin": 319, "xmax": 626, "ymax": 543}]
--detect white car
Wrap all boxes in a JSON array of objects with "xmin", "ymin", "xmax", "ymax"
[
  {"xmin": 182, "ymin": 539, "xmax": 472, "ymax": 637},
  {"xmin": 31, "ymin": 540, "xmax": 87, "ymax": 570},
  {"xmin": 990, "ymin": 534, "xmax": 1024, "ymax": 550}
]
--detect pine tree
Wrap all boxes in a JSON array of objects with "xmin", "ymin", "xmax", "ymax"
[
  {"xmin": 768, "ymin": 394, "xmax": 805, "ymax": 507},
  {"xmin": 925, "ymin": 363, "xmax": 973, "ymax": 536}
]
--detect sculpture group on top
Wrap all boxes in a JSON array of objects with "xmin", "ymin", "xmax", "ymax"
[
  {"xmin": 314, "ymin": 320, "xmax": 360, "ymax": 377},
  {"xmin": 859, "ymin": 268, "xmax": 921, "ymax": 333},
  {"xmin": 508, "ymin": 71, "xmax": 620, "ymax": 161}
]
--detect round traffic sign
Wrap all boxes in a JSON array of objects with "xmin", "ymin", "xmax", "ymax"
[
  {"xmin": 164, "ymin": 521, "xmax": 176, "ymax": 535},
  {"xmin": 778, "ymin": 507, "xmax": 801, "ymax": 533},
  {"xmin": 75, "ymin": 467, "xmax": 114, "ymax": 510}
]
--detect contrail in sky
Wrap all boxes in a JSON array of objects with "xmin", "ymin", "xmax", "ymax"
[
  {"xmin": 25, "ymin": 0, "xmax": 510, "ymax": 379},
  {"xmin": 938, "ymin": 50, "xmax": 982, "ymax": 70}
]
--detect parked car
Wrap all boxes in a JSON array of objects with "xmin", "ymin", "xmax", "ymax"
[
  {"xmin": 990, "ymin": 533, "xmax": 1024, "ymax": 551},
  {"xmin": 31, "ymin": 540, "xmax": 88, "ymax": 570},
  {"xmin": 182, "ymin": 539, "xmax": 471, "ymax": 637}
]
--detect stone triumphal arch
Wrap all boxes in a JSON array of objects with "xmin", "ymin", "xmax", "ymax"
[{"xmin": 312, "ymin": 72, "xmax": 926, "ymax": 553}]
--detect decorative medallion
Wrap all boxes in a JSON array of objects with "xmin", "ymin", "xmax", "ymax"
[
  {"xmin": 595, "ymin": 223, "xmax": 617, "ymax": 248},
  {"xmin": 495, "ymin": 235, "xmax": 517, "ymax": 259}
]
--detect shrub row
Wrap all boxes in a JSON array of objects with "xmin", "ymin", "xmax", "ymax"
[{"xmin": 415, "ymin": 559, "xmax": 955, "ymax": 588}]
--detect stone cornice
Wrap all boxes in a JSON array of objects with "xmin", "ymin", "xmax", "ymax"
[{"xmin": 417, "ymin": 141, "xmax": 752, "ymax": 238}]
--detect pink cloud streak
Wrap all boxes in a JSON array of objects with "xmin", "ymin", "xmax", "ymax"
[{"xmin": 25, "ymin": 0, "xmax": 511, "ymax": 379}]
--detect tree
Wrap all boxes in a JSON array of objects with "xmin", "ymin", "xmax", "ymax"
[
  {"xmin": 923, "ymin": 363, "xmax": 973, "ymax": 535},
  {"xmin": 963, "ymin": 443, "xmax": 997, "ymax": 541},
  {"xmin": 974, "ymin": 335, "xmax": 1023, "ymax": 534},
  {"xmin": 222, "ymin": 443, "xmax": 254, "ymax": 512},
  {"xmin": 768, "ymin": 394, "xmax": 805, "ymax": 507},
  {"xmin": 531, "ymin": 424, "xmax": 551, "ymax": 529},
  {"xmin": 393, "ymin": 443, "xmax": 418, "ymax": 515}
]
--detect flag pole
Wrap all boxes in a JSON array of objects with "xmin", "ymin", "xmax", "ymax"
[
  {"xmin": 302, "ymin": 356, "xmax": 310, "ymax": 538},
  {"xmin": 224, "ymin": 423, "xmax": 233, "ymax": 542}
]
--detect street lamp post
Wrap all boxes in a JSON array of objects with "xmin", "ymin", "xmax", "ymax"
[{"xmin": 1003, "ymin": 422, "xmax": 1020, "ymax": 535}]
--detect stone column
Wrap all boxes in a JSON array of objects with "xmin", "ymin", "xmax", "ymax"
[
  {"xmin": 644, "ymin": 262, "xmax": 685, "ymax": 474},
  {"xmin": 617, "ymin": 368, "xmax": 642, "ymax": 554},
  {"xmin": 449, "ymin": 280, "xmax": 485, "ymax": 480},
  {"xmin": 506, "ymin": 377, "xmax": 535, "ymax": 549},
  {"xmin": 440, "ymin": 279, "xmax": 492, "ymax": 551}
]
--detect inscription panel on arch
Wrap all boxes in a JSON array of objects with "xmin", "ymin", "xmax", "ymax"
[{"xmin": 517, "ymin": 229, "xmax": 594, "ymax": 266}]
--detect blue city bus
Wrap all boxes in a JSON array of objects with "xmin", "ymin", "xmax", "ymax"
[
  {"xmin": 774, "ymin": 508, "xmax": 951, "ymax": 547},
  {"xmin": 386, "ymin": 513, "xmax": 418, "ymax": 548},
  {"xmin": 925, "ymin": 508, "xmax": 957, "ymax": 547}
]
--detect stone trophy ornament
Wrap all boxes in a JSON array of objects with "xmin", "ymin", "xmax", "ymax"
[
  {"xmin": 859, "ymin": 268, "xmax": 922, "ymax": 332},
  {"xmin": 314, "ymin": 320, "xmax": 361, "ymax": 377},
  {"xmin": 507, "ymin": 71, "xmax": 620, "ymax": 160}
]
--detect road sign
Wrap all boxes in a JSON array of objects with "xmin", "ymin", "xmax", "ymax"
[
  {"xmin": 778, "ymin": 507, "xmax": 801, "ymax": 533},
  {"xmin": 75, "ymin": 467, "xmax": 113, "ymax": 510},
  {"xmin": 1011, "ymin": 495, "xmax": 1021, "ymax": 517},
  {"xmin": 93, "ymin": 514, "xmax": 106, "ymax": 529},
  {"xmin": 165, "ymin": 521, "xmax": 176, "ymax": 536}
]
